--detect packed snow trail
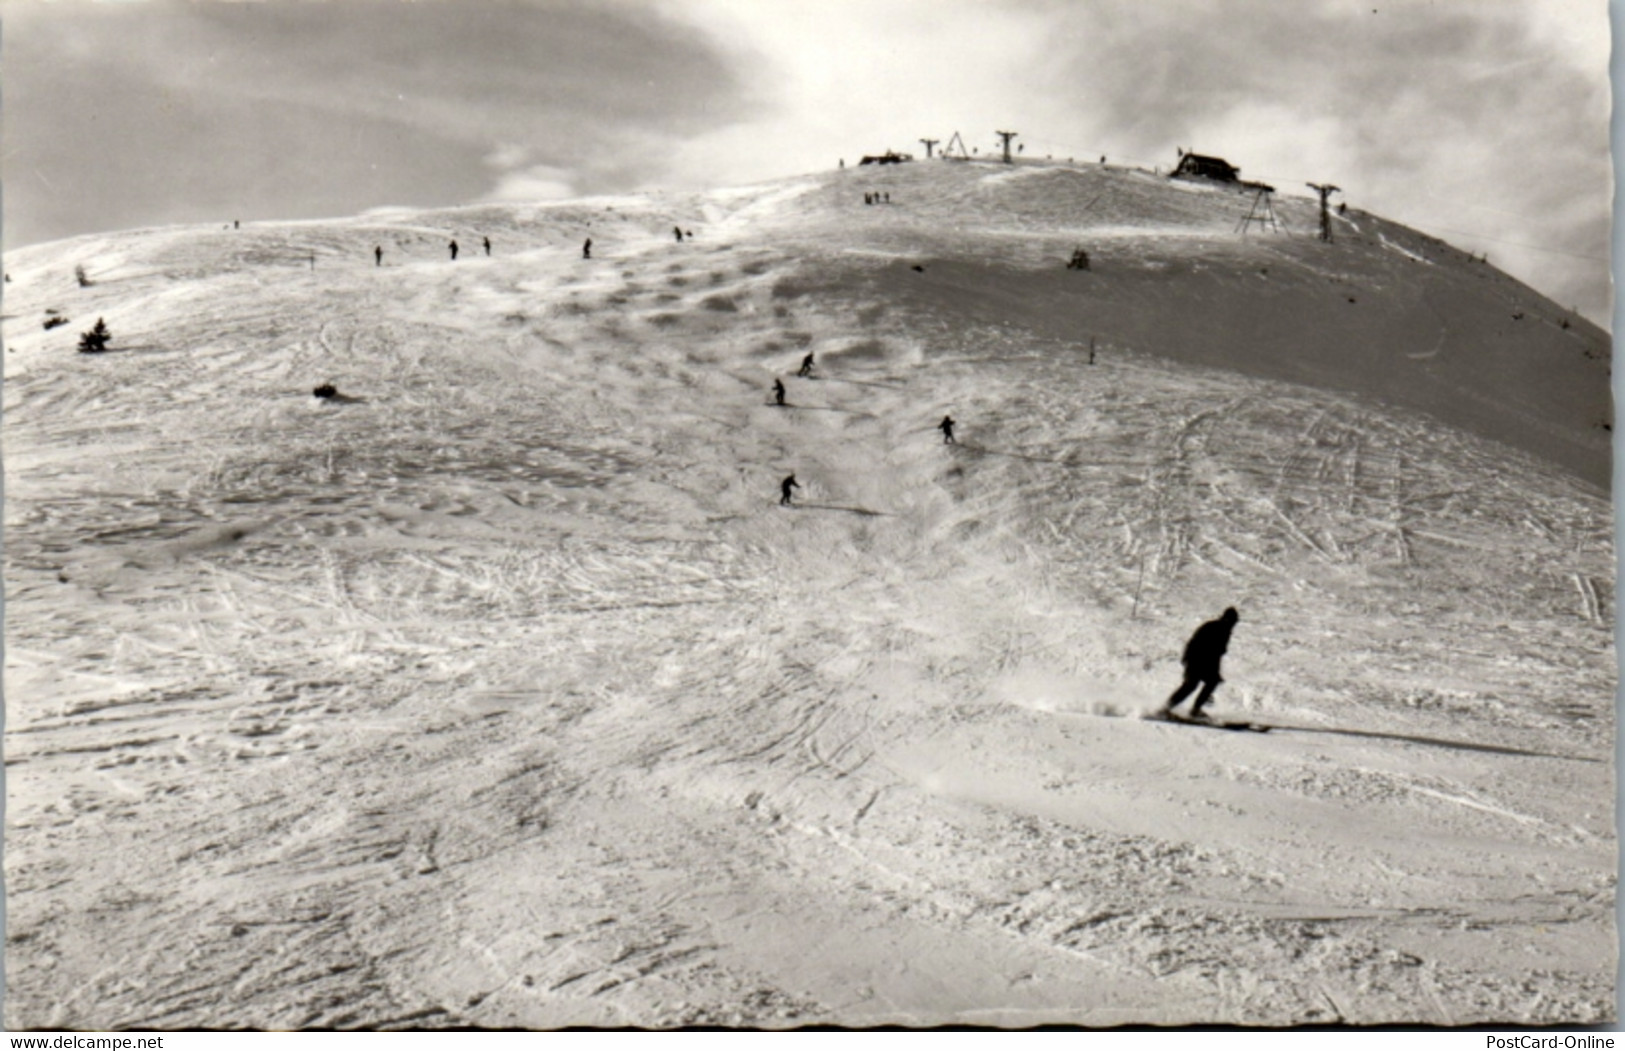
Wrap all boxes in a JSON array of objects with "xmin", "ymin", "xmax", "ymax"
[{"xmin": 4, "ymin": 162, "xmax": 1613, "ymax": 1027}]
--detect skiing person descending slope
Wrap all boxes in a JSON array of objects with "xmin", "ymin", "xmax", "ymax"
[
  {"xmin": 780, "ymin": 473, "xmax": 801, "ymax": 506},
  {"xmin": 939, "ymin": 415, "xmax": 956, "ymax": 444},
  {"xmin": 1161, "ymin": 607, "xmax": 1239, "ymax": 719},
  {"xmin": 797, "ymin": 352, "xmax": 815, "ymax": 378},
  {"xmin": 772, "ymin": 378, "xmax": 786, "ymax": 406}
]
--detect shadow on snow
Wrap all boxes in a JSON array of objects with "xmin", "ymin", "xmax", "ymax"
[
  {"xmin": 794, "ymin": 503, "xmax": 891, "ymax": 517},
  {"xmin": 1273, "ymin": 723, "xmax": 1604, "ymax": 763}
]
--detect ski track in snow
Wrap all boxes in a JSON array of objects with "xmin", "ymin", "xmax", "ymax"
[{"xmin": 3, "ymin": 162, "xmax": 1614, "ymax": 1028}]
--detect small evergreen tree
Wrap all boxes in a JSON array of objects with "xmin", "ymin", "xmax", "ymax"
[{"xmin": 78, "ymin": 317, "xmax": 111, "ymax": 354}]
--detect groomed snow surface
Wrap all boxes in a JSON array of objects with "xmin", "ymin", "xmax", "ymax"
[{"xmin": 3, "ymin": 161, "xmax": 1614, "ymax": 1028}]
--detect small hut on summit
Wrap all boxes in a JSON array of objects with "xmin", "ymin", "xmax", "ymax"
[
  {"xmin": 859, "ymin": 150, "xmax": 913, "ymax": 166},
  {"xmin": 1171, "ymin": 152, "xmax": 1240, "ymax": 184}
]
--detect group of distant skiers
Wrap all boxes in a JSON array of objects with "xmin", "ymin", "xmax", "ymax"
[
  {"xmin": 371, "ymin": 236, "xmax": 493, "ymax": 267},
  {"xmin": 369, "ymin": 228, "xmax": 698, "ymax": 267},
  {"xmin": 770, "ymin": 350, "xmax": 957, "ymax": 506},
  {"xmin": 863, "ymin": 193, "xmax": 891, "ymax": 205}
]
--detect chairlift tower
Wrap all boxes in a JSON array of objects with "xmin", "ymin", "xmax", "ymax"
[
  {"xmin": 919, "ymin": 138, "xmax": 940, "ymax": 159},
  {"xmin": 1306, "ymin": 182, "xmax": 1341, "ymax": 242},
  {"xmin": 995, "ymin": 130, "xmax": 1019, "ymax": 164},
  {"xmin": 1236, "ymin": 187, "xmax": 1281, "ymax": 236},
  {"xmin": 943, "ymin": 131, "xmax": 971, "ymax": 160}
]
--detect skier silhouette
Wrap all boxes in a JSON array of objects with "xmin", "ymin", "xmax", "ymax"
[
  {"xmin": 674, "ymin": 226, "xmax": 684, "ymax": 242},
  {"xmin": 797, "ymin": 352, "xmax": 815, "ymax": 378},
  {"xmin": 449, "ymin": 240, "xmax": 459, "ymax": 261},
  {"xmin": 773, "ymin": 378, "xmax": 786, "ymax": 406},
  {"xmin": 583, "ymin": 238, "xmax": 592, "ymax": 259},
  {"xmin": 374, "ymin": 246, "xmax": 382, "ymax": 267},
  {"xmin": 1162, "ymin": 607, "xmax": 1240, "ymax": 719},
  {"xmin": 483, "ymin": 236, "xmax": 492, "ymax": 256},
  {"xmin": 780, "ymin": 473, "xmax": 801, "ymax": 506},
  {"xmin": 939, "ymin": 415, "xmax": 956, "ymax": 444}
]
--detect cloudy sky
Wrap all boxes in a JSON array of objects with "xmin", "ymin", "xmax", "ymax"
[{"xmin": 2, "ymin": 0, "xmax": 1613, "ymax": 324}]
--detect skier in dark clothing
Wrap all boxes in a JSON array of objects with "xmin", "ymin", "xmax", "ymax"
[
  {"xmin": 450, "ymin": 240, "xmax": 459, "ymax": 261},
  {"xmin": 939, "ymin": 415, "xmax": 956, "ymax": 444},
  {"xmin": 780, "ymin": 473, "xmax": 801, "ymax": 506},
  {"xmin": 483, "ymin": 236, "xmax": 491, "ymax": 256},
  {"xmin": 374, "ymin": 246, "xmax": 383, "ymax": 267},
  {"xmin": 583, "ymin": 238, "xmax": 592, "ymax": 259},
  {"xmin": 773, "ymin": 378, "xmax": 786, "ymax": 406},
  {"xmin": 1162, "ymin": 607, "xmax": 1239, "ymax": 718},
  {"xmin": 674, "ymin": 226, "xmax": 684, "ymax": 242},
  {"xmin": 797, "ymin": 352, "xmax": 815, "ymax": 378}
]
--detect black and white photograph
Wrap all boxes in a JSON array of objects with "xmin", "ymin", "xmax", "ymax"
[{"xmin": 2, "ymin": 0, "xmax": 1615, "ymax": 1031}]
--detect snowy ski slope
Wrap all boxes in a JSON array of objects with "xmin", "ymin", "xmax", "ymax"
[{"xmin": 3, "ymin": 159, "xmax": 1613, "ymax": 1027}]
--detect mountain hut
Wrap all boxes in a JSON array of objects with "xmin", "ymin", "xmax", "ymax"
[{"xmin": 1171, "ymin": 153, "xmax": 1241, "ymax": 183}]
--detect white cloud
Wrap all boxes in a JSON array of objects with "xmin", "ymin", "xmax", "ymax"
[
  {"xmin": 484, "ymin": 142, "xmax": 533, "ymax": 172},
  {"xmin": 484, "ymin": 163, "xmax": 577, "ymax": 202},
  {"xmin": 649, "ymin": 0, "xmax": 1061, "ymax": 189}
]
